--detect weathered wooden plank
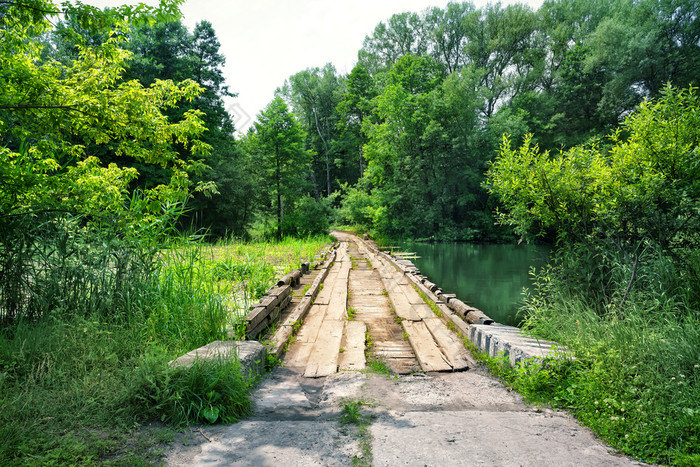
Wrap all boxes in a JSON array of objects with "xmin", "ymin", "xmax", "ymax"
[
  {"xmin": 326, "ymin": 295, "xmax": 347, "ymax": 321},
  {"xmin": 407, "ymin": 291, "xmax": 428, "ymax": 306},
  {"xmin": 449, "ymin": 298, "xmax": 494, "ymax": 325},
  {"xmin": 423, "ymin": 317, "xmax": 471, "ymax": 371},
  {"xmin": 348, "ymin": 277, "xmax": 384, "ymax": 295},
  {"xmin": 338, "ymin": 321, "xmax": 366, "ymax": 371},
  {"xmin": 438, "ymin": 303, "xmax": 469, "ymax": 335},
  {"xmin": 294, "ymin": 304, "xmax": 326, "ymax": 343},
  {"xmin": 277, "ymin": 269, "xmax": 302, "ymax": 287},
  {"xmin": 284, "ymin": 341, "xmax": 314, "ymax": 370},
  {"xmin": 304, "ymin": 319, "xmax": 345, "ymax": 378},
  {"xmin": 412, "ymin": 303, "xmax": 435, "ymax": 320},
  {"xmin": 285, "ymin": 295, "xmax": 313, "ymax": 326},
  {"xmin": 401, "ymin": 320, "xmax": 452, "ymax": 372},
  {"xmin": 246, "ymin": 316, "xmax": 270, "ymax": 339},
  {"xmin": 325, "ymin": 269, "xmax": 349, "ymax": 321},
  {"xmin": 246, "ymin": 305, "xmax": 269, "ymax": 330},
  {"xmin": 270, "ymin": 325, "xmax": 294, "ymax": 357},
  {"xmin": 314, "ymin": 270, "xmax": 338, "ymax": 305},
  {"xmin": 383, "ymin": 282, "xmax": 421, "ymax": 321}
]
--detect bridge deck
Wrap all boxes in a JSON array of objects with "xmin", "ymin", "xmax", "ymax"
[{"xmin": 284, "ymin": 232, "xmax": 475, "ymax": 376}]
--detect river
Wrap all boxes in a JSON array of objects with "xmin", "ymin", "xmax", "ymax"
[{"xmin": 398, "ymin": 242, "xmax": 550, "ymax": 327}]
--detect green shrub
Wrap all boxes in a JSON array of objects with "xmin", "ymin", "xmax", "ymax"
[
  {"xmin": 283, "ymin": 195, "xmax": 333, "ymax": 237},
  {"xmin": 127, "ymin": 347, "xmax": 253, "ymax": 426},
  {"xmin": 515, "ymin": 269, "xmax": 700, "ymax": 465}
]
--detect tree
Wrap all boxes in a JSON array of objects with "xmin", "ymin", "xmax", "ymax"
[
  {"xmin": 0, "ymin": 0, "xmax": 207, "ymax": 222},
  {"xmin": 463, "ymin": 3, "xmax": 540, "ymax": 119},
  {"xmin": 362, "ymin": 54, "xmax": 446, "ymax": 238},
  {"xmin": 0, "ymin": 0, "xmax": 209, "ymax": 319},
  {"xmin": 250, "ymin": 97, "xmax": 311, "ymax": 238},
  {"xmin": 280, "ymin": 64, "xmax": 342, "ymax": 198},
  {"xmin": 336, "ymin": 64, "xmax": 377, "ymax": 179},
  {"xmin": 486, "ymin": 85, "xmax": 700, "ymax": 304},
  {"xmin": 586, "ymin": 0, "xmax": 700, "ymax": 119},
  {"xmin": 121, "ymin": 18, "xmax": 256, "ymax": 236},
  {"xmin": 424, "ymin": 2, "xmax": 474, "ymax": 73},
  {"xmin": 358, "ymin": 11, "xmax": 428, "ymax": 73}
]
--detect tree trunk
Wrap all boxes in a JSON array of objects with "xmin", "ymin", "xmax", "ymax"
[
  {"xmin": 309, "ymin": 166, "xmax": 320, "ymax": 202},
  {"xmin": 312, "ymin": 107, "xmax": 331, "ymax": 196},
  {"xmin": 276, "ymin": 143, "xmax": 282, "ymax": 239},
  {"xmin": 358, "ymin": 145, "xmax": 364, "ymax": 176}
]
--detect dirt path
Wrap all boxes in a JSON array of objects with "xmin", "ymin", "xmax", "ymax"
[{"xmin": 165, "ymin": 232, "xmax": 644, "ymax": 466}]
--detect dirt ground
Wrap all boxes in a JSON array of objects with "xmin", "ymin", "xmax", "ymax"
[{"xmin": 164, "ymin": 366, "xmax": 645, "ymax": 466}]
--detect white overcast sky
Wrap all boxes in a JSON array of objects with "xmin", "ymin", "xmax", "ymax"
[{"xmin": 83, "ymin": 0, "xmax": 545, "ymax": 132}]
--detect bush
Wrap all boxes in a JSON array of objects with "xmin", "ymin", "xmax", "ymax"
[
  {"xmin": 337, "ymin": 183, "xmax": 374, "ymax": 230},
  {"xmin": 514, "ymin": 265, "xmax": 700, "ymax": 465},
  {"xmin": 127, "ymin": 346, "xmax": 254, "ymax": 426},
  {"xmin": 282, "ymin": 195, "xmax": 333, "ymax": 236}
]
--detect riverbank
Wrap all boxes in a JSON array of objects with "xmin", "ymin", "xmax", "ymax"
[{"xmin": 388, "ymin": 240, "xmax": 698, "ymax": 465}]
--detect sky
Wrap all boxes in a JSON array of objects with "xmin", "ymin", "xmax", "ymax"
[{"xmin": 84, "ymin": 0, "xmax": 545, "ymax": 133}]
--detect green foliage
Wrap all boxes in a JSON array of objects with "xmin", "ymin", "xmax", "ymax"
[
  {"xmin": 280, "ymin": 64, "xmax": 347, "ymax": 196},
  {"xmin": 0, "ymin": 235, "xmax": 331, "ymax": 463},
  {"xmin": 516, "ymin": 283, "xmax": 700, "ymax": 465},
  {"xmin": 338, "ymin": 399, "xmax": 375, "ymax": 467},
  {"xmin": 243, "ymin": 97, "xmax": 312, "ymax": 238},
  {"xmin": 340, "ymin": 400, "xmax": 363, "ymax": 425},
  {"xmin": 365, "ymin": 359, "xmax": 392, "ymax": 377},
  {"xmin": 483, "ymin": 84, "xmax": 700, "ymax": 464},
  {"xmin": 295, "ymin": 0, "xmax": 700, "ymax": 242},
  {"xmin": 282, "ymin": 195, "xmax": 334, "ymax": 237},
  {"xmin": 487, "ymin": 86, "xmax": 700, "ymax": 306},
  {"xmin": 337, "ymin": 182, "xmax": 375, "ymax": 230},
  {"xmin": 120, "ymin": 18, "xmax": 257, "ymax": 237},
  {"xmin": 142, "ymin": 248, "xmax": 231, "ymax": 354},
  {"xmin": 129, "ymin": 348, "xmax": 253, "ymax": 426},
  {"xmin": 0, "ymin": 0, "xmax": 213, "ymax": 321},
  {"xmin": 0, "ymin": 317, "xmax": 166, "ymax": 464}
]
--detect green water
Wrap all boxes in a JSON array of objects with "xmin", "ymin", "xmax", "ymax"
[{"xmin": 400, "ymin": 242, "xmax": 550, "ymax": 327}]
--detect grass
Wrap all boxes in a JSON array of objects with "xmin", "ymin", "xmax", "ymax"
[
  {"xmin": 0, "ymin": 317, "xmax": 189, "ymax": 465},
  {"xmin": 366, "ymin": 359, "xmax": 393, "ymax": 377},
  {"xmin": 413, "ymin": 286, "xmax": 443, "ymax": 317},
  {"xmin": 467, "ymin": 279, "xmax": 700, "ymax": 465},
  {"xmin": 338, "ymin": 399, "xmax": 375, "ymax": 466},
  {"xmin": 362, "ymin": 329, "xmax": 395, "ymax": 377},
  {"xmin": 0, "ymin": 235, "xmax": 333, "ymax": 464},
  {"xmin": 518, "ymin": 298, "xmax": 700, "ymax": 465},
  {"xmin": 181, "ymin": 235, "xmax": 333, "ymax": 323},
  {"xmin": 347, "ymin": 307, "xmax": 357, "ymax": 321},
  {"xmin": 443, "ymin": 242, "xmax": 700, "ymax": 466}
]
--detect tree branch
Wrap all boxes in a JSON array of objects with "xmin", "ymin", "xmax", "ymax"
[
  {"xmin": 0, "ymin": 1, "xmax": 60, "ymax": 15},
  {"xmin": 0, "ymin": 104, "xmax": 95, "ymax": 117}
]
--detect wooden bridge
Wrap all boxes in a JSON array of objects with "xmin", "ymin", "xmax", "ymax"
[{"xmin": 282, "ymin": 232, "xmax": 475, "ymax": 377}]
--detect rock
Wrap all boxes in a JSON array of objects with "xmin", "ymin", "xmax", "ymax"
[{"xmin": 170, "ymin": 341, "xmax": 267, "ymax": 377}]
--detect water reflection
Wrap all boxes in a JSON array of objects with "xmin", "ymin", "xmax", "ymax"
[{"xmin": 401, "ymin": 242, "xmax": 550, "ymax": 326}]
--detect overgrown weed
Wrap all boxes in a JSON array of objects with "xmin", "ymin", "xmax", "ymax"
[
  {"xmin": 0, "ymin": 235, "xmax": 332, "ymax": 464},
  {"xmin": 338, "ymin": 399, "xmax": 375, "ymax": 466},
  {"xmin": 487, "ymin": 259, "xmax": 700, "ymax": 465}
]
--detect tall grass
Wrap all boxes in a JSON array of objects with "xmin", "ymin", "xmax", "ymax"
[
  {"xmin": 0, "ymin": 230, "xmax": 333, "ymax": 464},
  {"xmin": 513, "ymin": 246, "xmax": 700, "ymax": 465}
]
